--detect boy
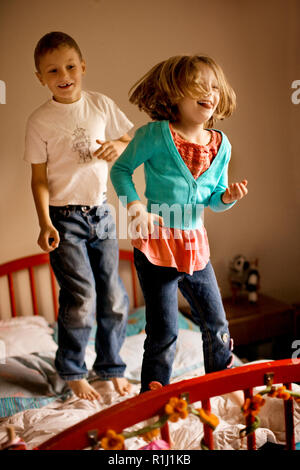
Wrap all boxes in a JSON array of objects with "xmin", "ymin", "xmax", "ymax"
[{"xmin": 24, "ymin": 32, "xmax": 133, "ymax": 401}]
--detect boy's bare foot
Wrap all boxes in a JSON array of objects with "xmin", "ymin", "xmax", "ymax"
[
  {"xmin": 112, "ymin": 377, "xmax": 132, "ymax": 396},
  {"xmin": 67, "ymin": 379, "xmax": 101, "ymax": 401}
]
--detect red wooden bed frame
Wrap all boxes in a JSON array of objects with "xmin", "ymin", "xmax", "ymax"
[
  {"xmin": 0, "ymin": 252, "xmax": 299, "ymax": 451},
  {"xmin": 34, "ymin": 358, "xmax": 300, "ymax": 451}
]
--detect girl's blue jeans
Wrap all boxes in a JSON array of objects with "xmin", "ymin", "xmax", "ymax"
[
  {"xmin": 49, "ymin": 204, "xmax": 129, "ymax": 381},
  {"xmin": 133, "ymin": 248, "xmax": 233, "ymax": 393}
]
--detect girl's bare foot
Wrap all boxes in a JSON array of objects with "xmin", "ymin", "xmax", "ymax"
[
  {"xmin": 224, "ymin": 390, "xmax": 244, "ymax": 407},
  {"xmin": 112, "ymin": 377, "xmax": 132, "ymax": 396},
  {"xmin": 67, "ymin": 379, "xmax": 101, "ymax": 401}
]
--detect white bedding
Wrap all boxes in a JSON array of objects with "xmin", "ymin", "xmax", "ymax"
[{"xmin": 0, "ymin": 315, "xmax": 299, "ymax": 450}]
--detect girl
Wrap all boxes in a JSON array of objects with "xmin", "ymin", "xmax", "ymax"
[{"xmin": 111, "ymin": 55, "xmax": 248, "ymax": 392}]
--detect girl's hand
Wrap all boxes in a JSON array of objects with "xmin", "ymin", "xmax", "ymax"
[
  {"xmin": 38, "ymin": 224, "xmax": 60, "ymax": 252},
  {"xmin": 222, "ymin": 179, "xmax": 248, "ymax": 204},
  {"xmin": 128, "ymin": 202, "xmax": 164, "ymax": 239}
]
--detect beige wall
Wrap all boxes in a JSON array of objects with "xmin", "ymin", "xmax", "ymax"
[{"xmin": 0, "ymin": 0, "xmax": 299, "ymax": 305}]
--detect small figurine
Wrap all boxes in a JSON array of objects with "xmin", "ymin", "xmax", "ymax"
[{"xmin": 229, "ymin": 254, "xmax": 260, "ymax": 303}]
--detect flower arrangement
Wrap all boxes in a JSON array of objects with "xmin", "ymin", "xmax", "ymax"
[
  {"xmin": 97, "ymin": 394, "xmax": 219, "ymax": 450},
  {"xmin": 239, "ymin": 384, "xmax": 300, "ymax": 439},
  {"xmin": 89, "ymin": 382, "xmax": 300, "ymax": 450}
]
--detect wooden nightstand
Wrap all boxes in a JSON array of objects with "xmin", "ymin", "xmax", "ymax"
[
  {"xmin": 223, "ymin": 294, "xmax": 295, "ymax": 345},
  {"xmin": 180, "ymin": 293, "xmax": 296, "ymax": 360},
  {"xmin": 224, "ymin": 294, "xmax": 296, "ymax": 360}
]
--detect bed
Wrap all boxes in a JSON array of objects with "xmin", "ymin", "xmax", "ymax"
[{"xmin": 0, "ymin": 250, "xmax": 299, "ymax": 451}]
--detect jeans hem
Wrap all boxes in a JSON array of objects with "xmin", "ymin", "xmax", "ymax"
[
  {"xmin": 93, "ymin": 369, "xmax": 126, "ymax": 380},
  {"xmin": 59, "ymin": 373, "xmax": 89, "ymax": 381}
]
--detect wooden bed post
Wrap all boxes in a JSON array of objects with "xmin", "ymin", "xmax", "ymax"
[
  {"xmin": 243, "ymin": 388, "xmax": 256, "ymax": 450},
  {"xmin": 201, "ymin": 398, "xmax": 214, "ymax": 450},
  {"xmin": 284, "ymin": 382, "xmax": 295, "ymax": 450}
]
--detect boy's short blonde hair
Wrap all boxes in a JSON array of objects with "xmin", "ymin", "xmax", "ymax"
[
  {"xmin": 34, "ymin": 31, "xmax": 83, "ymax": 72},
  {"xmin": 129, "ymin": 55, "xmax": 236, "ymax": 128}
]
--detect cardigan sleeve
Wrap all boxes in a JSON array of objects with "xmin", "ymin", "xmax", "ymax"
[
  {"xmin": 208, "ymin": 159, "xmax": 237, "ymax": 212},
  {"xmin": 110, "ymin": 124, "xmax": 153, "ymax": 206}
]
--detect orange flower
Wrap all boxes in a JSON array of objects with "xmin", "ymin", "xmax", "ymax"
[
  {"xmin": 100, "ymin": 429, "xmax": 125, "ymax": 450},
  {"xmin": 142, "ymin": 428, "xmax": 160, "ymax": 442},
  {"xmin": 267, "ymin": 386, "xmax": 277, "ymax": 398},
  {"xmin": 268, "ymin": 386, "xmax": 291, "ymax": 400},
  {"xmin": 275, "ymin": 386, "xmax": 291, "ymax": 401},
  {"xmin": 196, "ymin": 408, "xmax": 219, "ymax": 430},
  {"xmin": 242, "ymin": 394, "xmax": 265, "ymax": 417},
  {"xmin": 165, "ymin": 397, "xmax": 188, "ymax": 422}
]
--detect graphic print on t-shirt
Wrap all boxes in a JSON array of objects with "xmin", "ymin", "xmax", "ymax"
[{"xmin": 72, "ymin": 127, "xmax": 93, "ymax": 163}]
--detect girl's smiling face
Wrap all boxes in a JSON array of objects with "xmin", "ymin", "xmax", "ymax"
[
  {"xmin": 36, "ymin": 46, "xmax": 86, "ymax": 104},
  {"xmin": 176, "ymin": 64, "xmax": 220, "ymax": 127}
]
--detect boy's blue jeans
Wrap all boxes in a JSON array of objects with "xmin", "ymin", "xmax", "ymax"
[
  {"xmin": 133, "ymin": 248, "xmax": 233, "ymax": 393},
  {"xmin": 49, "ymin": 204, "xmax": 129, "ymax": 381}
]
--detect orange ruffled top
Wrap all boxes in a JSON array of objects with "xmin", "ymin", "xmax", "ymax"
[{"xmin": 131, "ymin": 125, "xmax": 222, "ymax": 275}]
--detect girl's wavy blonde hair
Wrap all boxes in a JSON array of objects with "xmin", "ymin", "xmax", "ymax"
[{"xmin": 129, "ymin": 55, "xmax": 236, "ymax": 128}]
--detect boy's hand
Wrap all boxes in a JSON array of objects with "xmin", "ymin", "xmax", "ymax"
[
  {"xmin": 128, "ymin": 202, "xmax": 164, "ymax": 239},
  {"xmin": 222, "ymin": 179, "xmax": 248, "ymax": 204},
  {"xmin": 38, "ymin": 225, "xmax": 60, "ymax": 252},
  {"xmin": 94, "ymin": 136, "xmax": 130, "ymax": 162}
]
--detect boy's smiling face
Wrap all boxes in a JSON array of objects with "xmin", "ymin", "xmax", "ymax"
[{"xmin": 36, "ymin": 46, "xmax": 86, "ymax": 104}]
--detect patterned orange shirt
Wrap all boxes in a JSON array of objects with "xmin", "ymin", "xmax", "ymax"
[{"xmin": 170, "ymin": 125, "xmax": 222, "ymax": 179}]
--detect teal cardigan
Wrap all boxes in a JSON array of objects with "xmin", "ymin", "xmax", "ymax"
[{"xmin": 110, "ymin": 120, "xmax": 236, "ymax": 230}]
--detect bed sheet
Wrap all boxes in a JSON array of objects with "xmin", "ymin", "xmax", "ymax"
[
  {"xmin": 0, "ymin": 325, "xmax": 242, "ymax": 417},
  {"xmin": 0, "ymin": 312, "xmax": 242, "ymax": 417}
]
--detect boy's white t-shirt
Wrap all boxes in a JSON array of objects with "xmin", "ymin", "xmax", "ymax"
[{"xmin": 24, "ymin": 90, "xmax": 133, "ymax": 206}]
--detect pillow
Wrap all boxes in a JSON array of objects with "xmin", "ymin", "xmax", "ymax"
[
  {"xmin": 0, "ymin": 316, "xmax": 58, "ymax": 359},
  {"xmin": 120, "ymin": 329, "xmax": 243, "ymax": 382},
  {"xmin": 121, "ymin": 329, "xmax": 205, "ymax": 381}
]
